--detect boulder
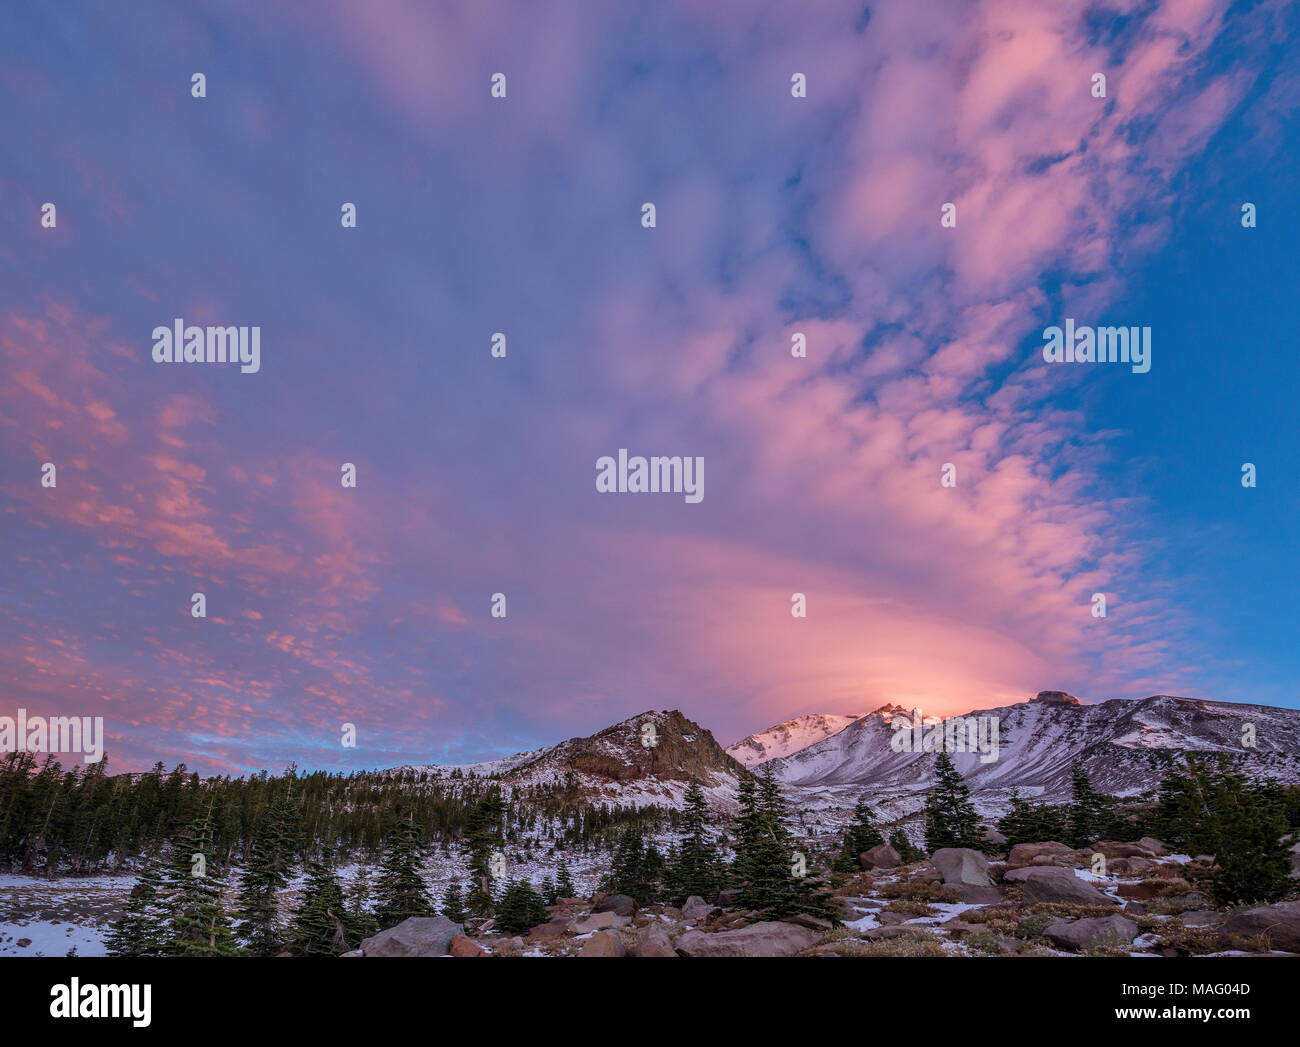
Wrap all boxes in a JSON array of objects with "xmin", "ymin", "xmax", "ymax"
[
  {"xmin": 859, "ymin": 843, "xmax": 903, "ymax": 870},
  {"xmin": 594, "ymin": 894, "xmax": 637, "ymax": 917},
  {"xmin": 571, "ymin": 912, "xmax": 615, "ymax": 934},
  {"xmin": 1044, "ymin": 915, "xmax": 1139, "ymax": 951},
  {"xmin": 1137, "ymin": 837, "xmax": 1169, "ymax": 856},
  {"xmin": 1180, "ymin": 911, "xmax": 1224, "ymax": 929},
  {"xmin": 981, "ymin": 826, "xmax": 1008, "ymax": 845},
  {"xmin": 491, "ymin": 936, "xmax": 525, "ymax": 957},
  {"xmin": 527, "ymin": 917, "xmax": 570, "ymax": 940},
  {"xmin": 681, "ymin": 896, "xmax": 718, "ymax": 922},
  {"xmin": 1219, "ymin": 899, "xmax": 1300, "ymax": 953},
  {"xmin": 1107, "ymin": 857, "xmax": 1155, "ymax": 876},
  {"xmin": 949, "ymin": 884, "xmax": 1003, "ymax": 905},
  {"xmin": 932, "ymin": 848, "xmax": 992, "ymax": 887},
  {"xmin": 1092, "ymin": 841, "xmax": 1158, "ymax": 859},
  {"xmin": 783, "ymin": 913, "xmax": 833, "ymax": 932},
  {"xmin": 359, "ymin": 916, "xmax": 463, "ymax": 957},
  {"xmin": 448, "ymin": 934, "xmax": 486, "ymax": 957},
  {"xmin": 579, "ymin": 930, "xmax": 626, "ymax": 957},
  {"xmin": 633, "ymin": 924, "xmax": 678, "ymax": 957},
  {"xmin": 340, "ymin": 949, "xmax": 363, "ymax": 958},
  {"xmin": 1017, "ymin": 867, "xmax": 1118, "ymax": 906},
  {"xmin": 674, "ymin": 922, "xmax": 820, "ymax": 957},
  {"xmin": 1007, "ymin": 842, "xmax": 1074, "ymax": 866}
]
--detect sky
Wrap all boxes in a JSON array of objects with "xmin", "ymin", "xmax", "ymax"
[{"xmin": 1, "ymin": 0, "xmax": 1297, "ymax": 776}]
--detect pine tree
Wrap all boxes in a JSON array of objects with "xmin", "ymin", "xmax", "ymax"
[
  {"xmin": 440, "ymin": 880, "xmax": 468, "ymax": 923},
  {"xmin": 373, "ymin": 812, "xmax": 433, "ymax": 928},
  {"xmin": 998, "ymin": 789, "xmax": 1068, "ymax": 847},
  {"xmin": 463, "ymin": 789, "xmax": 505, "ymax": 917},
  {"xmin": 539, "ymin": 876, "xmax": 557, "ymax": 906},
  {"xmin": 105, "ymin": 852, "xmax": 167, "ymax": 957},
  {"xmin": 609, "ymin": 824, "xmax": 654, "ymax": 903},
  {"xmin": 235, "ymin": 787, "xmax": 300, "ymax": 954},
  {"xmin": 835, "ymin": 794, "xmax": 885, "ymax": 871},
  {"xmin": 345, "ymin": 867, "xmax": 379, "ymax": 944},
  {"xmin": 732, "ymin": 768, "xmax": 800, "ymax": 915},
  {"xmin": 495, "ymin": 880, "xmax": 548, "ymax": 934},
  {"xmin": 667, "ymin": 781, "xmax": 722, "ymax": 902},
  {"xmin": 922, "ymin": 753, "xmax": 981, "ymax": 852},
  {"xmin": 287, "ymin": 851, "xmax": 349, "ymax": 956},
  {"xmin": 161, "ymin": 801, "xmax": 242, "ymax": 956},
  {"xmin": 555, "ymin": 857, "xmax": 576, "ymax": 900},
  {"xmin": 1065, "ymin": 764, "xmax": 1117, "ymax": 847},
  {"xmin": 889, "ymin": 827, "xmax": 924, "ymax": 863}
]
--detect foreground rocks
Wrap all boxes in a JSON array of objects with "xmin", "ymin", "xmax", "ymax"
[
  {"xmin": 932, "ymin": 848, "xmax": 992, "ymax": 887},
  {"xmin": 358, "ymin": 916, "xmax": 463, "ymax": 957},
  {"xmin": 674, "ymin": 921, "xmax": 820, "ymax": 957},
  {"xmin": 1219, "ymin": 899, "xmax": 1300, "ymax": 953},
  {"xmin": 1044, "ymin": 915, "xmax": 1139, "ymax": 952},
  {"xmin": 1015, "ymin": 867, "xmax": 1118, "ymax": 906}
]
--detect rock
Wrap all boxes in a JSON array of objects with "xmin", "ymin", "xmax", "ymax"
[
  {"xmin": 1017, "ymin": 867, "xmax": 1118, "ymax": 906},
  {"xmin": 1180, "ymin": 911, "xmax": 1224, "ymax": 928},
  {"xmin": 1107, "ymin": 857, "xmax": 1155, "ymax": 876},
  {"xmin": 491, "ymin": 936, "xmax": 525, "ymax": 957},
  {"xmin": 633, "ymin": 924, "xmax": 678, "ymax": 957},
  {"xmin": 527, "ymin": 917, "xmax": 571, "ymax": 940},
  {"xmin": 1124, "ymin": 901, "xmax": 1147, "ymax": 915},
  {"xmin": 1007, "ymin": 842, "xmax": 1074, "ymax": 866},
  {"xmin": 16, "ymin": 939, "xmax": 31, "ymax": 949},
  {"xmin": 981, "ymin": 826, "xmax": 1008, "ymax": 845},
  {"xmin": 340, "ymin": 949, "xmax": 363, "ymax": 957},
  {"xmin": 1044, "ymin": 915, "xmax": 1139, "ymax": 951},
  {"xmin": 1219, "ymin": 900, "xmax": 1300, "ymax": 953},
  {"xmin": 674, "ymin": 922, "xmax": 820, "ymax": 957},
  {"xmin": 571, "ymin": 912, "xmax": 616, "ymax": 934},
  {"xmin": 579, "ymin": 930, "xmax": 626, "ymax": 957},
  {"xmin": 1194, "ymin": 855, "xmax": 1215, "ymax": 864},
  {"xmin": 359, "ymin": 916, "xmax": 463, "ymax": 957},
  {"xmin": 996, "ymin": 938, "xmax": 1023, "ymax": 955},
  {"xmin": 448, "ymin": 934, "xmax": 486, "ymax": 957},
  {"xmin": 1002, "ymin": 867, "xmax": 1037, "ymax": 883},
  {"xmin": 862, "ymin": 925, "xmax": 924, "ymax": 940},
  {"xmin": 682, "ymin": 896, "xmax": 718, "ymax": 922},
  {"xmin": 716, "ymin": 888, "xmax": 743, "ymax": 906},
  {"xmin": 932, "ymin": 848, "xmax": 992, "ymax": 887},
  {"xmin": 783, "ymin": 913, "xmax": 833, "ymax": 932},
  {"xmin": 949, "ymin": 884, "xmax": 1003, "ymax": 905},
  {"xmin": 1137, "ymin": 837, "xmax": 1168, "ymax": 856},
  {"xmin": 1033, "ymin": 690, "xmax": 1081, "ymax": 705},
  {"xmin": 1092, "ymin": 841, "xmax": 1158, "ymax": 859},
  {"xmin": 594, "ymin": 894, "xmax": 637, "ymax": 917},
  {"xmin": 1119, "ymin": 877, "xmax": 1192, "ymax": 900},
  {"xmin": 941, "ymin": 919, "xmax": 983, "ymax": 938},
  {"xmin": 859, "ymin": 843, "xmax": 903, "ymax": 870}
]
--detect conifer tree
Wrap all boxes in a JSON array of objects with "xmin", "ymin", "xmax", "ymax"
[
  {"xmin": 441, "ymin": 880, "xmax": 468, "ymax": 923},
  {"xmin": 540, "ymin": 876, "xmax": 557, "ymax": 906},
  {"xmin": 922, "ymin": 753, "xmax": 981, "ymax": 852},
  {"xmin": 667, "ymin": 781, "xmax": 722, "ymax": 901},
  {"xmin": 609, "ymin": 824, "xmax": 655, "ymax": 903},
  {"xmin": 888, "ymin": 827, "xmax": 924, "ymax": 863},
  {"xmin": 235, "ymin": 787, "xmax": 300, "ymax": 954},
  {"xmin": 495, "ymin": 880, "xmax": 548, "ymax": 934},
  {"xmin": 345, "ymin": 867, "xmax": 379, "ymax": 943},
  {"xmin": 732, "ymin": 768, "xmax": 801, "ymax": 914},
  {"xmin": 161, "ymin": 801, "xmax": 242, "ymax": 956},
  {"xmin": 105, "ymin": 852, "xmax": 167, "ymax": 957},
  {"xmin": 463, "ymin": 789, "xmax": 505, "ymax": 916},
  {"xmin": 373, "ymin": 812, "xmax": 433, "ymax": 928},
  {"xmin": 288, "ymin": 851, "xmax": 349, "ymax": 956},
  {"xmin": 555, "ymin": 857, "xmax": 576, "ymax": 900},
  {"xmin": 1065, "ymin": 764, "xmax": 1117, "ymax": 847}
]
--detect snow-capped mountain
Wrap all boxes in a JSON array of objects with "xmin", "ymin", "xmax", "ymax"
[
  {"xmin": 407, "ymin": 710, "xmax": 747, "ymax": 812},
  {"xmin": 725, "ymin": 713, "xmax": 865, "ymax": 767},
  {"xmin": 767, "ymin": 691, "xmax": 1300, "ymax": 818}
]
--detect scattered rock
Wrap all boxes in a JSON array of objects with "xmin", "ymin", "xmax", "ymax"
[
  {"xmin": 340, "ymin": 949, "xmax": 363, "ymax": 957},
  {"xmin": 949, "ymin": 884, "xmax": 1003, "ymax": 905},
  {"xmin": 1007, "ymin": 842, "xmax": 1074, "ymax": 866},
  {"xmin": 1107, "ymin": 857, "xmax": 1155, "ymax": 876},
  {"xmin": 1092, "ymin": 841, "xmax": 1158, "ymax": 860},
  {"xmin": 359, "ymin": 916, "xmax": 463, "ymax": 957},
  {"xmin": 571, "ymin": 912, "xmax": 615, "ymax": 934},
  {"xmin": 594, "ymin": 894, "xmax": 637, "ymax": 917},
  {"xmin": 682, "ymin": 896, "xmax": 718, "ymax": 922},
  {"xmin": 633, "ymin": 925, "xmax": 678, "ymax": 957},
  {"xmin": 491, "ymin": 936, "xmax": 525, "ymax": 957},
  {"xmin": 981, "ymin": 826, "xmax": 1008, "ymax": 845},
  {"xmin": 448, "ymin": 934, "xmax": 486, "ymax": 957},
  {"xmin": 1045, "ymin": 915, "xmax": 1138, "ymax": 951},
  {"xmin": 859, "ymin": 843, "xmax": 903, "ymax": 870},
  {"xmin": 783, "ymin": 913, "xmax": 833, "ymax": 932},
  {"xmin": 674, "ymin": 922, "xmax": 820, "ymax": 957},
  {"xmin": 932, "ymin": 847, "xmax": 992, "ymax": 887},
  {"xmin": 1220, "ymin": 899, "xmax": 1300, "ymax": 953},
  {"xmin": 1137, "ymin": 837, "xmax": 1169, "ymax": 856},
  {"xmin": 527, "ymin": 917, "xmax": 571, "ymax": 940},
  {"xmin": 1180, "ymin": 911, "xmax": 1224, "ymax": 929},
  {"xmin": 579, "ymin": 930, "xmax": 626, "ymax": 957},
  {"xmin": 1017, "ymin": 867, "xmax": 1118, "ymax": 906}
]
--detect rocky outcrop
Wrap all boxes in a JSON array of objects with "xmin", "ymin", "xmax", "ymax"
[
  {"xmin": 859, "ymin": 843, "xmax": 902, "ymax": 870},
  {"xmin": 932, "ymin": 848, "xmax": 992, "ymax": 887},
  {"xmin": 358, "ymin": 916, "xmax": 463, "ymax": 957},
  {"xmin": 1220, "ymin": 899, "xmax": 1300, "ymax": 953},
  {"xmin": 578, "ymin": 930, "xmax": 626, "ymax": 957},
  {"xmin": 1044, "ymin": 915, "xmax": 1138, "ymax": 951},
  {"xmin": 1015, "ymin": 867, "xmax": 1118, "ymax": 906},
  {"xmin": 674, "ymin": 922, "xmax": 820, "ymax": 957}
]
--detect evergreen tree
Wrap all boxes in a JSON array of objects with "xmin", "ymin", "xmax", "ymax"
[
  {"xmin": 495, "ymin": 880, "xmax": 548, "ymax": 934},
  {"xmin": 539, "ymin": 876, "xmax": 557, "ymax": 906},
  {"xmin": 373, "ymin": 812, "xmax": 433, "ymax": 928},
  {"xmin": 235, "ymin": 787, "xmax": 300, "ymax": 954},
  {"xmin": 441, "ymin": 879, "xmax": 468, "ymax": 923},
  {"xmin": 922, "ymin": 753, "xmax": 981, "ymax": 852},
  {"xmin": 732, "ymin": 768, "xmax": 800, "ymax": 915},
  {"xmin": 161, "ymin": 801, "xmax": 242, "ymax": 956},
  {"xmin": 608, "ymin": 824, "xmax": 656, "ymax": 903},
  {"xmin": 835, "ymin": 794, "xmax": 885, "ymax": 871},
  {"xmin": 667, "ymin": 781, "xmax": 722, "ymax": 901},
  {"xmin": 997, "ymin": 789, "xmax": 1068, "ymax": 846},
  {"xmin": 345, "ymin": 867, "xmax": 379, "ymax": 944},
  {"xmin": 555, "ymin": 857, "xmax": 576, "ymax": 900},
  {"xmin": 105, "ymin": 852, "xmax": 167, "ymax": 957},
  {"xmin": 1065, "ymin": 764, "xmax": 1118, "ymax": 847},
  {"xmin": 888, "ymin": 827, "xmax": 924, "ymax": 864},
  {"xmin": 463, "ymin": 789, "xmax": 505, "ymax": 917},
  {"xmin": 287, "ymin": 851, "xmax": 349, "ymax": 956}
]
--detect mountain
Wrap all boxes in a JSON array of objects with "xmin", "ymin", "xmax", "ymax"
[
  {"xmin": 725, "ymin": 712, "xmax": 864, "ymax": 767},
  {"xmin": 410, "ymin": 710, "xmax": 747, "ymax": 811},
  {"xmin": 767, "ymin": 690, "xmax": 1300, "ymax": 818}
]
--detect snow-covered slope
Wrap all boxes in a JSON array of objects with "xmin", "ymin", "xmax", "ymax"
[{"xmin": 725, "ymin": 713, "xmax": 864, "ymax": 767}]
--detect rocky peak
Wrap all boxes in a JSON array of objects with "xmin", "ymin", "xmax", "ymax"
[{"xmin": 1032, "ymin": 690, "xmax": 1081, "ymax": 706}]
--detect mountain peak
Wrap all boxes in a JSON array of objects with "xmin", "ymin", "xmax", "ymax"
[{"xmin": 1032, "ymin": 689, "xmax": 1081, "ymax": 706}]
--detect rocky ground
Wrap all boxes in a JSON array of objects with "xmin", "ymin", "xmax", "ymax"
[{"xmin": 347, "ymin": 837, "xmax": 1300, "ymax": 958}]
